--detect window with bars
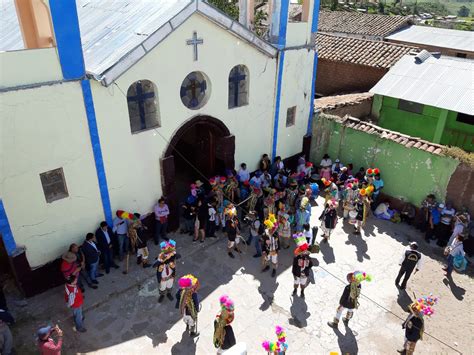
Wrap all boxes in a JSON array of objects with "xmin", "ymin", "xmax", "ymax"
[
  {"xmin": 286, "ymin": 106, "xmax": 296, "ymax": 127},
  {"xmin": 40, "ymin": 168, "xmax": 69, "ymax": 203}
]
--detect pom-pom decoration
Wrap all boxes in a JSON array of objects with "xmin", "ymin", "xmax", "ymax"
[
  {"xmin": 352, "ymin": 271, "xmax": 372, "ymax": 283},
  {"xmin": 412, "ymin": 294, "xmax": 439, "ymax": 317},
  {"xmin": 374, "ymin": 168, "xmax": 380, "ymax": 175},
  {"xmin": 116, "ymin": 210, "xmax": 135, "ymax": 220},
  {"xmin": 359, "ymin": 189, "xmax": 367, "ymax": 196},
  {"xmin": 219, "ymin": 295, "xmax": 235, "ymax": 312},
  {"xmin": 366, "ymin": 168, "xmax": 374, "ymax": 176},
  {"xmin": 262, "ymin": 325, "xmax": 288, "ymax": 353},
  {"xmin": 264, "ymin": 214, "xmax": 279, "ymax": 233},
  {"xmin": 178, "ymin": 274, "xmax": 199, "ymax": 289},
  {"xmin": 159, "ymin": 240, "xmax": 176, "ymax": 254}
]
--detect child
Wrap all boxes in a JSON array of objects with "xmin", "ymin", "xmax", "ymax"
[
  {"xmin": 261, "ymin": 214, "xmax": 280, "ymax": 277},
  {"xmin": 64, "ymin": 275, "xmax": 86, "ymax": 332}
]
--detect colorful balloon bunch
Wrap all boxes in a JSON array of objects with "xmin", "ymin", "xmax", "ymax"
[
  {"xmin": 262, "ymin": 325, "xmax": 288, "ymax": 353},
  {"xmin": 366, "ymin": 168, "xmax": 380, "ymax": 176},
  {"xmin": 352, "ymin": 271, "xmax": 372, "ymax": 283},
  {"xmin": 414, "ymin": 294, "xmax": 438, "ymax": 317}
]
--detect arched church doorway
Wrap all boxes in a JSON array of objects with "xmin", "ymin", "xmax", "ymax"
[{"xmin": 161, "ymin": 116, "xmax": 235, "ymax": 230}]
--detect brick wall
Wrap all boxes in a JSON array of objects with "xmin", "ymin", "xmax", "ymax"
[{"xmin": 316, "ymin": 60, "xmax": 387, "ymax": 96}]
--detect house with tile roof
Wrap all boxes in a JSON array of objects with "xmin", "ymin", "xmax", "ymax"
[
  {"xmin": 315, "ymin": 33, "xmax": 418, "ymax": 95},
  {"xmin": 370, "ymin": 51, "xmax": 474, "ymax": 152}
]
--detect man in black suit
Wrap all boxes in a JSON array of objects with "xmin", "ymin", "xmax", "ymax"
[
  {"xmin": 81, "ymin": 233, "xmax": 103, "ymax": 285},
  {"xmin": 95, "ymin": 221, "xmax": 119, "ymax": 274}
]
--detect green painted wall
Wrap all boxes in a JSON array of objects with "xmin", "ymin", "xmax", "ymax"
[
  {"xmin": 311, "ymin": 114, "xmax": 460, "ymax": 205},
  {"xmin": 378, "ymin": 96, "xmax": 439, "ymax": 141},
  {"xmin": 441, "ymin": 111, "xmax": 474, "ymax": 152},
  {"xmin": 377, "ymin": 95, "xmax": 473, "ymax": 152}
]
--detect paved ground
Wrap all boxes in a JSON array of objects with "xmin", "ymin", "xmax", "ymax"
[{"xmin": 9, "ymin": 196, "xmax": 474, "ymax": 354}]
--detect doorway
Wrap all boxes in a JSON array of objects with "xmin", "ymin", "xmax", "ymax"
[{"xmin": 161, "ymin": 116, "xmax": 235, "ymax": 230}]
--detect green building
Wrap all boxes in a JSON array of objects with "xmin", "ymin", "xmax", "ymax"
[{"xmin": 370, "ymin": 51, "xmax": 473, "ymax": 152}]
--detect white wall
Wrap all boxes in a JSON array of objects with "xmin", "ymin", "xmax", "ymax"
[
  {"xmin": 92, "ymin": 13, "xmax": 278, "ymax": 214},
  {"xmin": 276, "ymin": 48, "xmax": 314, "ymax": 158},
  {"xmin": 0, "ymin": 82, "xmax": 103, "ymax": 267},
  {"xmin": 0, "ymin": 48, "xmax": 62, "ymax": 89}
]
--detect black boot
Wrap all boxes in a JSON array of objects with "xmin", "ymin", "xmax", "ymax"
[
  {"xmin": 158, "ymin": 294, "xmax": 165, "ymax": 303},
  {"xmin": 166, "ymin": 292, "xmax": 174, "ymax": 301},
  {"xmin": 271, "ymin": 269, "xmax": 276, "ymax": 278}
]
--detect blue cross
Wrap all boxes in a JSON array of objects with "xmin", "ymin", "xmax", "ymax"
[
  {"xmin": 127, "ymin": 81, "xmax": 155, "ymax": 130},
  {"xmin": 186, "ymin": 31, "xmax": 204, "ymax": 61},
  {"xmin": 180, "ymin": 76, "xmax": 207, "ymax": 108},
  {"xmin": 229, "ymin": 67, "xmax": 246, "ymax": 107}
]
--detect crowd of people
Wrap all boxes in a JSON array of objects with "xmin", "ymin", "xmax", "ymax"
[{"xmin": 1, "ymin": 152, "xmax": 471, "ymax": 355}]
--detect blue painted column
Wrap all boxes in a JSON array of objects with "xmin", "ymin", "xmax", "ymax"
[
  {"xmin": 49, "ymin": 0, "xmax": 113, "ymax": 225},
  {"xmin": 306, "ymin": 0, "xmax": 321, "ymax": 135},
  {"xmin": 271, "ymin": 0, "xmax": 290, "ymax": 159},
  {"xmin": 49, "ymin": 0, "xmax": 85, "ymax": 80},
  {"xmin": 0, "ymin": 200, "xmax": 16, "ymax": 256}
]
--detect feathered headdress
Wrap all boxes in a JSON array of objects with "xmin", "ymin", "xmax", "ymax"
[
  {"xmin": 411, "ymin": 294, "xmax": 438, "ymax": 317},
  {"xmin": 178, "ymin": 274, "xmax": 199, "ymax": 289},
  {"xmin": 264, "ymin": 214, "xmax": 278, "ymax": 234},
  {"xmin": 116, "ymin": 210, "xmax": 135, "ymax": 220},
  {"xmin": 159, "ymin": 239, "xmax": 176, "ymax": 255},
  {"xmin": 219, "ymin": 295, "xmax": 234, "ymax": 312},
  {"xmin": 366, "ymin": 168, "xmax": 380, "ymax": 177},
  {"xmin": 262, "ymin": 325, "xmax": 288, "ymax": 354},
  {"xmin": 351, "ymin": 271, "xmax": 372, "ymax": 284},
  {"xmin": 292, "ymin": 232, "xmax": 309, "ymax": 256}
]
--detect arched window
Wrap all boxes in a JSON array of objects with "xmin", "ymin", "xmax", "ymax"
[
  {"xmin": 127, "ymin": 80, "xmax": 160, "ymax": 133},
  {"xmin": 228, "ymin": 65, "xmax": 249, "ymax": 109}
]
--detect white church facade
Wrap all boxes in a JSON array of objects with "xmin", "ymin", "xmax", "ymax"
[{"xmin": 0, "ymin": 0, "xmax": 320, "ymax": 295}]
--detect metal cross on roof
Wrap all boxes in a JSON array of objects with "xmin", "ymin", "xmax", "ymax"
[{"xmin": 186, "ymin": 31, "xmax": 203, "ymax": 61}]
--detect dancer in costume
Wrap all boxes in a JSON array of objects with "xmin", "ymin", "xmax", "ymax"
[
  {"xmin": 153, "ymin": 239, "xmax": 176, "ymax": 303},
  {"xmin": 262, "ymin": 325, "xmax": 288, "ymax": 355},
  {"xmin": 213, "ymin": 295, "xmax": 236, "ymax": 353},
  {"xmin": 277, "ymin": 213, "xmax": 291, "ymax": 249},
  {"xmin": 327, "ymin": 271, "xmax": 372, "ymax": 328},
  {"xmin": 291, "ymin": 233, "xmax": 313, "ymax": 298},
  {"xmin": 261, "ymin": 214, "xmax": 279, "ymax": 277},
  {"xmin": 175, "ymin": 274, "xmax": 200, "ymax": 337},
  {"xmin": 224, "ymin": 172, "xmax": 239, "ymax": 203},
  {"xmin": 129, "ymin": 213, "xmax": 151, "ymax": 268},
  {"xmin": 398, "ymin": 295, "xmax": 438, "ymax": 355}
]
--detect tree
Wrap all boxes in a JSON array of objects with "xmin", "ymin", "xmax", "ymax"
[
  {"xmin": 208, "ymin": 0, "xmax": 239, "ymax": 20},
  {"xmin": 458, "ymin": 5, "xmax": 470, "ymax": 17}
]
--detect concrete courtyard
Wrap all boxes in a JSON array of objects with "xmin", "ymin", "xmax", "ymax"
[{"xmin": 10, "ymin": 197, "xmax": 473, "ymax": 354}]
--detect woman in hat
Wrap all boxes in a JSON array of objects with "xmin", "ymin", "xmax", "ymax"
[
  {"xmin": 319, "ymin": 154, "xmax": 332, "ymax": 181},
  {"xmin": 278, "ymin": 213, "xmax": 292, "ymax": 249},
  {"xmin": 319, "ymin": 200, "xmax": 338, "ymax": 243}
]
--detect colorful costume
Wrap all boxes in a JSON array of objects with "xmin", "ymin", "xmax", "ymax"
[
  {"xmin": 399, "ymin": 295, "xmax": 437, "ymax": 355},
  {"xmin": 292, "ymin": 233, "xmax": 313, "ymax": 298},
  {"xmin": 277, "ymin": 214, "xmax": 291, "ymax": 249},
  {"xmin": 328, "ymin": 271, "xmax": 372, "ymax": 328},
  {"xmin": 225, "ymin": 207, "xmax": 241, "ymax": 258},
  {"xmin": 128, "ymin": 216, "xmax": 150, "ymax": 267},
  {"xmin": 262, "ymin": 325, "xmax": 288, "ymax": 355},
  {"xmin": 320, "ymin": 200, "xmax": 338, "ymax": 241},
  {"xmin": 175, "ymin": 274, "xmax": 200, "ymax": 336},
  {"xmin": 213, "ymin": 295, "xmax": 236, "ymax": 352},
  {"xmin": 261, "ymin": 214, "xmax": 279, "ymax": 277},
  {"xmin": 153, "ymin": 240, "xmax": 176, "ymax": 302}
]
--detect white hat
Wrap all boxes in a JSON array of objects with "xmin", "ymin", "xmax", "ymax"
[
  {"xmin": 335, "ymin": 159, "xmax": 340, "ymax": 163},
  {"xmin": 438, "ymin": 203, "xmax": 445, "ymax": 209}
]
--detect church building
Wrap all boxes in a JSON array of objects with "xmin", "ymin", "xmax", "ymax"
[{"xmin": 0, "ymin": 0, "xmax": 320, "ymax": 295}]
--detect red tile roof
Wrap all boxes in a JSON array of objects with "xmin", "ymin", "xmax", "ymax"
[
  {"xmin": 318, "ymin": 10, "xmax": 412, "ymax": 38},
  {"xmin": 317, "ymin": 33, "xmax": 418, "ymax": 68}
]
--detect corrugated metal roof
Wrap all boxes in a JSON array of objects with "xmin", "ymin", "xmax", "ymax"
[
  {"xmin": 0, "ymin": 0, "xmax": 277, "ymax": 86},
  {"xmin": 0, "ymin": 0, "xmax": 23, "ymax": 51},
  {"xmin": 387, "ymin": 25, "xmax": 474, "ymax": 53},
  {"xmin": 370, "ymin": 54, "xmax": 474, "ymax": 115}
]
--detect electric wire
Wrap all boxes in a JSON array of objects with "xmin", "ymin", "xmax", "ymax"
[{"xmin": 113, "ymin": 81, "xmax": 462, "ymax": 354}]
